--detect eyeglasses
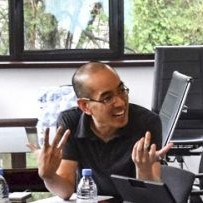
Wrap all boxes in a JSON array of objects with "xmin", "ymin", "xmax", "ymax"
[{"xmin": 81, "ymin": 84, "xmax": 129, "ymax": 105}]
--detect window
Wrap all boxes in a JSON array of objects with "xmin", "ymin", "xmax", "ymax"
[
  {"xmin": 0, "ymin": 0, "xmax": 9, "ymax": 56},
  {"xmin": 0, "ymin": 0, "xmax": 203, "ymax": 62},
  {"xmin": 9, "ymin": 0, "xmax": 121, "ymax": 61},
  {"xmin": 124, "ymin": 0, "xmax": 203, "ymax": 54},
  {"xmin": 24, "ymin": 0, "xmax": 110, "ymax": 51}
]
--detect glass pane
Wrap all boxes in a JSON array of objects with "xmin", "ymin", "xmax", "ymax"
[
  {"xmin": 124, "ymin": 0, "xmax": 203, "ymax": 54},
  {"xmin": 0, "ymin": 0, "xmax": 9, "ymax": 55},
  {"xmin": 23, "ymin": 0, "xmax": 109, "ymax": 51},
  {"xmin": 0, "ymin": 153, "xmax": 37, "ymax": 169}
]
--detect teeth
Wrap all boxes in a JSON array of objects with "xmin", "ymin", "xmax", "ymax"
[{"xmin": 114, "ymin": 110, "xmax": 124, "ymax": 116}]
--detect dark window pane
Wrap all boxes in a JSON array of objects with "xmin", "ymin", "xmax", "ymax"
[{"xmin": 23, "ymin": 0, "xmax": 109, "ymax": 51}]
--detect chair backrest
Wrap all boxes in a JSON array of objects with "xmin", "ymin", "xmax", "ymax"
[
  {"xmin": 198, "ymin": 151, "xmax": 203, "ymax": 189},
  {"xmin": 152, "ymin": 46, "xmax": 203, "ymax": 146},
  {"xmin": 158, "ymin": 71, "xmax": 193, "ymax": 147},
  {"xmin": 162, "ymin": 165, "xmax": 195, "ymax": 203}
]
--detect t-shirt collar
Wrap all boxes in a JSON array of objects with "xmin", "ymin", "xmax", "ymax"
[{"xmin": 75, "ymin": 111, "xmax": 131, "ymax": 140}]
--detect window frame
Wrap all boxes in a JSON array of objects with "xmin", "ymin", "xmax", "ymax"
[{"xmin": 6, "ymin": 0, "xmax": 143, "ymax": 62}]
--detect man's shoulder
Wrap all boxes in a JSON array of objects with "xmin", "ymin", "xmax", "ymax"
[
  {"xmin": 130, "ymin": 103, "xmax": 153, "ymax": 113},
  {"xmin": 57, "ymin": 106, "xmax": 82, "ymax": 124},
  {"xmin": 60, "ymin": 106, "xmax": 82, "ymax": 116},
  {"xmin": 129, "ymin": 103, "xmax": 159, "ymax": 119}
]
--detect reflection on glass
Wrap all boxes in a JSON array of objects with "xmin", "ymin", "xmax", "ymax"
[
  {"xmin": 0, "ymin": 0, "xmax": 9, "ymax": 55},
  {"xmin": 23, "ymin": 0, "xmax": 109, "ymax": 50}
]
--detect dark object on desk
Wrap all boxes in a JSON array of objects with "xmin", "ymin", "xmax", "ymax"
[
  {"xmin": 111, "ymin": 174, "xmax": 176, "ymax": 203},
  {"xmin": 152, "ymin": 45, "xmax": 203, "ymax": 156},
  {"xmin": 99, "ymin": 197, "xmax": 123, "ymax": 203},
  {"xmin": 4, "ymin": 169, "xmax": 47, "ymax": 192},
  {"xmin": 111, "ymin": 165, "xmax": 195, "ymax": 203},
  {"xmin": 161, "ymin": 165, "xmax": 195, "ymax": 203},
  {"xmin": 189, "ymin": 151, "xmax": 203, "ymax": 203}
]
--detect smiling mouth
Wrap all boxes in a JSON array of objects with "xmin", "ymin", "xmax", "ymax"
[{"xmin": 113, "ymin": 110, "xmax": 125, "ymax": 117}]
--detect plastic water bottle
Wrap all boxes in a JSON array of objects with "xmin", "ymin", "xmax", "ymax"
[
  {"xmin": 0, "ymin": 168, "xmax": 9, "ymax": 203},
  {"xmin": 76, "ymin": 168, "xmax": 98, "ymax": 203}
]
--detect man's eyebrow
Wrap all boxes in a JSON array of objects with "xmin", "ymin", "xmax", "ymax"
[{"xmin": 99, "ymin": 81, "xmax": 124, "ymax": 97}]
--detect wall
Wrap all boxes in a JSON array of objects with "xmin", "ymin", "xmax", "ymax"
[
  {"xmin": 0, "ymin": 66, "xmax": 199, "ymax": 173},
  {"xmin": 0, "ymin": 66, "xmax": 154, "ymax": 119}
]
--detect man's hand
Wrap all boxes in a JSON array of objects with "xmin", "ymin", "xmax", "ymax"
[
  {"xmin": 27, "ymin": 126, "xmax": 70, "ymax": 179},
  {"xmin": 131, "ymin": 131, "xmax": 173, "ymax": 181}
]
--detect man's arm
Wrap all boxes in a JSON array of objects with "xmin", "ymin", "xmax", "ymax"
[
  {"xmin": 27, "ymin": 127, "xmax": 78, "ymax": 200},
  {"xmin": 43, "ymin": 160, "xmax": 78, "ymax": 200}
]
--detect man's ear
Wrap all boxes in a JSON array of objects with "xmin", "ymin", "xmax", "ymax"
[{"xmin": 77, "ymin": 99, "xmax": 91, "ymax": 115}]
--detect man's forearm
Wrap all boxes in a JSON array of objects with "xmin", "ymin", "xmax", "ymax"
[{"xmin": 43, "ymin": 173, "xmax": 75, "ymax": 200}]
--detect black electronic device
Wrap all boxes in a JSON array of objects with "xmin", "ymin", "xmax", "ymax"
[{"xmin": 111, "ymin": 174, "xmax": 176, "ymax": 203}]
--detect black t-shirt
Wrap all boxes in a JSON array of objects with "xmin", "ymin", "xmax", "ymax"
[{"xmin": 57, "ymin": 103, "xmax": 162, "ymax": 197}]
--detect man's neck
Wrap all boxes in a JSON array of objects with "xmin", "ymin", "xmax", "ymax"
[{"xmin": 90, "ymin": 121, "xmax": 117, "ymax": 142}]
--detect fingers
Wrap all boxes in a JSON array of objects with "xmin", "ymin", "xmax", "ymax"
[
  {"xmin": 132, "ymin": 131, "xmax": 152, "ymax": 162},
  {"xmin": 135, "ymin": 137, "xmax": 145, "ymax": 162},
  {"xmin": 157, "ymin": 142, "xmax": 173, "ymax": 159},
  {"xmin": 51, "ymin": 126, "xmax": 71, "ymax": 149},
  {"xmin": 43, "ymin": 128, "xmax": 50, "ymax": 148},
  {"xmin": 143, "ymin": 131, "xmax": 151, "ymax": 152},
  {"xmin": 148, "ymin": 144, "xmax": 156, "ymax": 158},
  {"xmin": 26, "ymin": 143, "xmax": 38, "ymax": 152},
  {"xmin": 57, "ymin": 129, "xmax": 70, "ymax": 148},
  {"xmin": 51, "ymin": 126, "xmax": 64, "ymax": 147},
  {"xmin": 136, "ymin": 131, "xmax": 151, "ymax": 152}
]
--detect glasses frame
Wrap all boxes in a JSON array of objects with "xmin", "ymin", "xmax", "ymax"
[{"xmin": 80, "ymin": 84, "xmax": 129, "ymax": 105}]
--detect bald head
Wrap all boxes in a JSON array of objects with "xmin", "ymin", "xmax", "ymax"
[{"xmin": 72, "ymin": 62, "xmax": 118, "ymax": 98}]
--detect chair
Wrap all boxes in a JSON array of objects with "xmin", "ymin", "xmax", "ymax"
[
  {"xmin": 161, "ymin": 165, "xmax": 195, "ymax": 203},
  {"xmin": 152, "ymin": 46, "xmax": 203, "ymax": 158},
  {"xmin": 156, "ymin": 71, "xmax": 193, "ymax": 148}
]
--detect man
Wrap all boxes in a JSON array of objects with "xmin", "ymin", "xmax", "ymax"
[{"xmin": 28, "ymin": 62, "xmax": 172, "ymax": 200}]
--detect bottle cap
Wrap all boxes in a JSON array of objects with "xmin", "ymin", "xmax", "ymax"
[{"xmin": 82, "ymin": 168, "xmax": 92, "ymax": 176}]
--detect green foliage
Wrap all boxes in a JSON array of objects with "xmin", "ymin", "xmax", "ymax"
[
  {"xmin": 1, "ymin": 0, "xmax": 203, "ymax": 55},
  {"xmin": 125, "ymin": 0, "xmax": 203, "ymax": 54},
  {"xmin": 0, "ymin": 4, "xmax": 9, "ymax": 55},
  {"xmin": 24, "ymin": 0, "xmax": 59, "ymax": 50}
]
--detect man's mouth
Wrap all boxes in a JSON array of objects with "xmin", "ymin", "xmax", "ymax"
[{"xmin": 113, "ymin": 110, "xmax": 125, "ymax": 117}]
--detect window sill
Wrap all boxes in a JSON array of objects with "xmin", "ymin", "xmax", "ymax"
[{"xmin": 0, "ymin": 60, "xmax": 154, "ymax": 69}]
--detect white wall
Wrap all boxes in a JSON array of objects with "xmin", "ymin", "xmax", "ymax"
[
  {"xmin": 0, "ymin": 66, "xmax": 154, "ymax": 119},
  {"xmin": 0, "ymin": 66, "xmax": 199, "ymax": 172}
]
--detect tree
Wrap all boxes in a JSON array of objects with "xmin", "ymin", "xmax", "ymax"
[{"xmin": 125, "ymin": 0, "xmax": 203, "ymax": 54}]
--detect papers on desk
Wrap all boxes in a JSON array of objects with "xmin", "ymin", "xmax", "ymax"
[
  {"xmin": 31, "ymin": 193, "xmax": 113, "ymax": 202},
  {"xmin": 9, "ymin": 191, "xmax": 32, "ymax": 202}
]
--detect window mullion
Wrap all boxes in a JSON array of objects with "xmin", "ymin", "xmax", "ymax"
[{"xmin": 9, "ymin": 0, "xmax": 24, "ymax": 61}]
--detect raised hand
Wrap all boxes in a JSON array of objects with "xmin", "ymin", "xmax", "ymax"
[
  {"xmin": 131, "ymin": 131, "xmax": 173, "ymax": 180},
  {"xmin": 27, "ymin": 126, "xmax": 70, "ymax": 179}
]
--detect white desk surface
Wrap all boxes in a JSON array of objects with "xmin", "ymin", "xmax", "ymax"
[{"xmin": 31, "ymin": 193, "xmax": 113, "ymax": 202}]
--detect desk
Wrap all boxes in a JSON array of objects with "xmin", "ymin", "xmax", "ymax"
[{"xmin": 31, "ymin": 193, "xmax": 117, "ymax": 203}]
